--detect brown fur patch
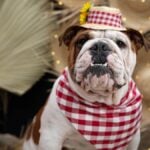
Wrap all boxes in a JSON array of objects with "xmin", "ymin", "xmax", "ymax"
[
  {"xmin": 68, "ymin": 30, "xmax": 92, "ymax": 71},
  {"xmin": 32, "ymin": 106, "xmax": 44, "ymax": 144},
  {"xmin": 26, "ymin": 123, "xmax": 33, "ymax": 140},
  {"xmin": 130, "ymin": 42, "xmax": 137, "ymax": 53},
  {"xmin": 124, "ymin": 28, "xmax": 145, "ymax": 52},
  {"xmin": 25, "ymin": 106, "xmax": 44, "ymax": 145}
]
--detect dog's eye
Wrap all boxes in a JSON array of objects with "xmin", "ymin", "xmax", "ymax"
[
  {"xmin": 76, "ymin": 38, "xmax": 88, "ymax": 49},
  {"xmin": 116, "ymin": 40, "xmax": 126, "ymax": 48}
]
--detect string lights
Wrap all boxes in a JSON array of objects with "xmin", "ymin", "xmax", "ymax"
[
  {"xmin": 122, "ymin": 17, "xmax": 127, "ymax": 22},
  {"xmin": 51, "ymin": 51, "xmax": 55, "ymax": 56},
  {"xmin": 56, "ymin": 60, "xmax": 60, "ymax": 64},
  {"xmin": 58, "ymin": 1, "xmax": 63, "ymax": 6},
  {"xmin": 54, "ymin": 34, "xmax": 59, "ymax": 39},
  {"xmin": 141, "ymin": 0, "xmax": 146, "ymax": 3},
  {"xmin": 53, "ymin": 33, "xmax": 61, "ymax": 65},
  {"xmin": 139, "ymin": 29, "xmax": 143, "ymax": 34},
  {"xmin": 135, "ymin": 75, "xmax": 140, "ymax": 80}
]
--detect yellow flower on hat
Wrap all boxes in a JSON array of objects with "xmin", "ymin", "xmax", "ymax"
[
  {"xmin": 79, "ymin": 2, "xmax": 91, "ymax": 25},
  {"xmin": 80, "ymin": 2, "xmax": 91, "ymax": 13},
  {"xmin": 80, "ymin": 13, "xmax": 87, "ymax": 25}
]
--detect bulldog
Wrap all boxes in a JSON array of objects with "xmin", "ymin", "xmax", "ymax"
[
  {"xmin": 23, "ymin": 6, "xmax": 148, "ymax": 150},
  {"xmin": 23, "ymin": 26, "xmax": 146, "ymax": 150}
]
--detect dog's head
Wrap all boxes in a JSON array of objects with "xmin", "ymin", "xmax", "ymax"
[{"xmin": 60, "ymin": 25, "xmax": 146, "ymax": 103}]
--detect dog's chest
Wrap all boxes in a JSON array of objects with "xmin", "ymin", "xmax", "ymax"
[{"xmin": 55, "ymin": 69, "xmax": 142, "ymax": 150}]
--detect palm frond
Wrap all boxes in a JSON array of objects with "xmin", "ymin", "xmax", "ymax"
[{"xmin": 0, "ymin": 0, "xmax": 56, "ymax": 95}]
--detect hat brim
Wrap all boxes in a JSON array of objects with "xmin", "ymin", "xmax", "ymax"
[{"xmin": 81, "ymin": 23, "xmax": 126, "ymax": 31}]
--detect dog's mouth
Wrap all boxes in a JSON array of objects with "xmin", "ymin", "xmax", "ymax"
[
  {"xmin": 84, "ymin": 62, "xmax": 112, "ymax": 78},
  {"xmin": 79, "ymin": 62, "xmax": 115, "ymax": 96},
  {"xmin": 90, "ymin": 63, "xmax": 108, "ymax": 67},
  {"xmin": 74, "ymin": 53, "xmax": 128, "ymax": 96}
]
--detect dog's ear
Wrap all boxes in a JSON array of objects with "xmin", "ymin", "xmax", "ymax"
[
  {"xmin": 126, "ymin": 28, "xmax": 149, "ymax": 52},
  {"xmin": 59, "ymin": 25, "xmax": 85, "ymax": 47},
  {"xmin": 143, "ymin": 31, "xmax": 150, "ymax": 50}
]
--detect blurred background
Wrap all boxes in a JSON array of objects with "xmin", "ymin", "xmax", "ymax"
[{"xmin": 0, "ymin": 0, "xmax": 150, "ymax": 150}]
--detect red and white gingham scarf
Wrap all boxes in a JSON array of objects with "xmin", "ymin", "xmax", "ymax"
[{"xmin": 56, "ymin": 69, "xmax": 142, "ymax": 150}]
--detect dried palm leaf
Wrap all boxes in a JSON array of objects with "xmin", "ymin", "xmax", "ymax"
[{"xmin": 0, "ymin": 0, "xmax": 56, "ymax": 95}]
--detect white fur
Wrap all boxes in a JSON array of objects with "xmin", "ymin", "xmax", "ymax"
[{"xmin": 23, "ymin": 30, "xmax": 140, "ymax": 150}]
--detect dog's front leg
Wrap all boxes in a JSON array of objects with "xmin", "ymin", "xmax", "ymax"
[
  {"xmin": 39, "ymin": 130, "xmax": 64, "ymax": 150},
  {"xmin": 126, "ymin": 129, "xmax": 140, "ymax": 150},
  {"xmin": 39, "ymin": 106, "xmax": 73, "ymax": 150},
  {"xmin": 38, "ymin": 78, "xmax": 74, "ymax": 150}
]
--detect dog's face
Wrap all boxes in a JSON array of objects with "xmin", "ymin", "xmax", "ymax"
[{"xmin": 60, "ymin": 26, "xmax": 145, "ymax": 98}]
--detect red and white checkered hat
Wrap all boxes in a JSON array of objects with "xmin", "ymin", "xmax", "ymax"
[{"xmin": 81, "ymin": 6, "xmax": 126, "ymax": 31}]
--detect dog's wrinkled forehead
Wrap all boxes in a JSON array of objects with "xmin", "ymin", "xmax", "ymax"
[
  {"xmin": 60, "ymin": 25, "xmax": 146, "ymax": 52},
  {"xmin": 89, "ymin": 30, "xmax": 130, "ymax": 47},
  {"xmin": 70, "ymin": 30, "xmax": 130, "ymax": 45},
  {"xmin": 90, "ymin": 30, "xmax": 128, "ymax": 40},
  {"xmin": 70, "ymin": 30, "xmax": 131, "ymax": 57}
]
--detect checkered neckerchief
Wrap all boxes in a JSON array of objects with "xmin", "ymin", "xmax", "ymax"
[{"xmin": 56, "ymin": 69, "xmax": 142, "ymax": 150}]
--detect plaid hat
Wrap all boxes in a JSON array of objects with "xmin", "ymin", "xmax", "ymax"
[{"xmin": 80, "ymin": 4, "xmax": 126, "ymax": 31}]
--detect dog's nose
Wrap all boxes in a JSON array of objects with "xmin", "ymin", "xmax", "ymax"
[
  {"xmin": 90, "ymin": 42, "xmax": 111, "ymax": 52},
  {"xmin": 90, "ymin": 42, "xmax": 111, "ymax": 64}
]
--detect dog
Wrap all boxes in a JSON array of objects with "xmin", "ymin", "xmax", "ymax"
[{"xmin": 23, "ymin": 6, "xmax": 148, "ymax": 150}]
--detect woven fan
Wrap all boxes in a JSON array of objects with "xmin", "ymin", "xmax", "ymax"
[{"xmin": 0, "ymin": 0, "xmax": 56, "ymax": 95}]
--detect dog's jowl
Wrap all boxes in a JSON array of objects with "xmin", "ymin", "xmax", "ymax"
[{"xmin": 23, "ymin": 5, "xmax": 148, "ymax": 150}]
